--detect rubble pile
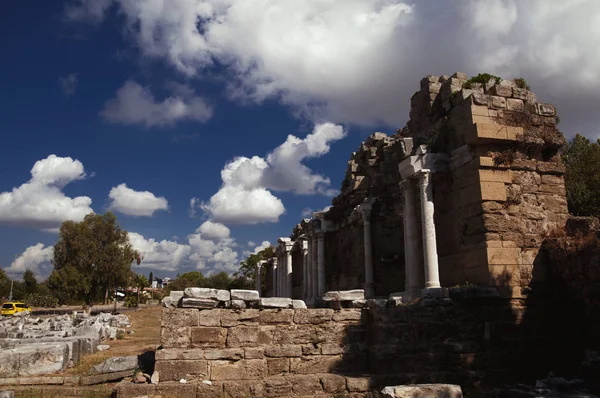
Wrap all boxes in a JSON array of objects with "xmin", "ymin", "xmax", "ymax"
[{"xmin": 0, "ymin": 311, "xmax": 131, "ymax": 377}]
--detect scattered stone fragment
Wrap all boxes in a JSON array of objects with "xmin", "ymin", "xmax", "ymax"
[
  {"xmin": 231, "ymin": 300, "xmax": 246, "ymax": 310},
  {"xmin": 292, "ymin": 300, "xmax": 307, "ymax": 309},
  {"xmin": 381, "ymin": 384, "xmax": 462, "ymax": 398},
  {"xmin": 322, "ymin": 289, "xmax": 365, "ymax": 301},
  {"xmin": 231, "ymin": 289, "xmax": 260, "ymax": 301},
  {"xmin": 0, "ymin": 391, "xmax": 14, "ymax": 398},
  {"xmin": 97, "ymin": 345, "xmax": 110, "ymax": 351},
  {"xmin": 133, "ymin": 371, "xmax": 147, "ymax": 384},
  {"xmin": 90, "ymin": 355, "xmax": 138, "ymax": 374},
  {"xmin": 180, "ymin": 298, "xmax": 218, "ymax": 309},
  {"xmin": 259, "ymin": 297, "xmax": 293, "ymax": 308},
  {"xmin": 184, "ymin": 288, "xmax": 230, "ymax": 301},
  {"xmin": 151, "ymin": 370, "xmax": 159, "ymax": 385}
]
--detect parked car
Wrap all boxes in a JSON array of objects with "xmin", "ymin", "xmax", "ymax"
[{"xmin": 1, "ymin": 301, "xmax": 32, "ymax": 316}]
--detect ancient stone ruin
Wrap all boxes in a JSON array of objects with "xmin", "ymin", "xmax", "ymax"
[
  {"xmin": 115, "ymin": 73, "xmax": 599, "ymax": 397},
  {"xmin": 265, "ymin": 72, "xmax": 567, "ymax": 304}
]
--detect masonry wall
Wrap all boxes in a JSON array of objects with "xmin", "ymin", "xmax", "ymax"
[{"xmin": 151, "ymin": 300, "xmax": 569, "ymax": 397}]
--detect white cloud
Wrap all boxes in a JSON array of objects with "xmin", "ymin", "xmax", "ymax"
[
  {"xmin": 101, "ymin": 80, "xmax": 213, "ymax": 127},
  {"xmin": 6, "ymin": 243, "xmax": 54, "ymax": 280},
  {"xmin": 253, "ymin": 240, "xmax": 271, "ymax": 254},
  {"xmin": 59, "ymin": 73, "xmax": 79, "ymax": 96},
  {"xmin": 301, "ymin": 205, "xmax": 332, "ymax": 219},
  {"xmin": 0, "ymin": 155, "xmax": 93, "ymax": 230},
  {"xmin": 129, "ymin": 232, "xmax": 192, "ymax": 272},
  {"xmin": 68, "ymin": 0, "xmax": 600, "ymax": 136},
  {"xmin": 247, "ymin": 241, "xmax": 256, "ymax": 247},
  {"xmin": 196, "ymin": 221, "xmax": 230, "ymax": 241},
  {"xmin": 200, "ymin": 123, "xmax": 344, "ymax": 224},
  {"xmin": 108, "ymin": 183, "xmax": 168, "ymax": 217},
  {"xmin": 189, "ymin": 197, "xmax": 199, "ymax": 217}
]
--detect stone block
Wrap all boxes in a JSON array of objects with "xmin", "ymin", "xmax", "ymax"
[
  {"xmin": 320, "ymin": 343, "xmax": 344, "ymax": 355},
  {"xmin": 507, "ymin": 98, "xmax": 525, "ymax": 111},
  {"xmin": 231, "ymin": 289, "xmax": 260, "ymax": 301},
  {"xmin": 221, "ymin": 309, "xmax": 260, "ymax": 327},
  {"xmin": 198, "ymin": 309, "xmax": 221, "ymax": 326},
  {"xmin": 210, "ymin": 359, "xmax": 267, "ymax": 381},
  {"xmin": 451, "ymin": 72, "xmax": 468, "ymax": 80},
  {"xmin": 181, "ymin": 298, "xmax": 218, "ymax": 309},
  {"xmin": 541, "ymin": 174, "xmax": 564, "ymax": 185},
  {"xmin": 286, "ymin": 374, "xmax": 322, "ymax": 395},
  {"xmin": 230, "ymin": 300, "xmax": 246, "ymax": 310},
  {"xmin": 155, "ymin": 381, "xmax": 198, "ymax": 397},
  {"xmin": 322, "ymin": 290, "xmax": 365, "ymax": 301},
  {"xmin": 90, "ymin": 355, "xmax": 137, "ymax": 374},
  {"xmin": 196, "ymin": 380, "xmax": 224, "ymax": 398},
  {"xmin": 290, "ymin": 356, "xmax": 342, "ymax": 374},
  {"xmin": 190, "ymin": 327, "xmax": 226, "ymax": 348},
  {"xmin": 491, "ymin": 95, "xmax": 507, "ymax": 109},
  {"xmin": 265, "ymin": 345, "xmax": 302, "ymax": 358},
  {"xmin": 154, "ymin": 360, "xmax": 208, "ymax": 381},
  {"xmin": 320, "ymin": 374, "xmax": 346, "ymax": 393},
  {"xmin": 538, "ymin": 103, "xmax": 556, "ymax": 115},
  {"xmin": 292, "ymin": 300, "xmax": 307, "ymax": 309},
  {"xmin": 244, "ymin": 347, "xmax": 265, "ymax": 359},
  {"xmin": 80, "ymin": 369, "xmax": 133, "ymax": 385},
  {"xmin": 156, "ymin": 348, "xmax": 204, "ymax": 360},
  {"xmin": 381, "ymin": 384, "xmax": 463, "ymax": 397},
  {"xmin": 293, "ymin": 309, "xmax": 333, "ymax": 324},
  {"xmin": 367, "ymin": 299, "xmax": 389, "ymax": 308},
  {"xmin": 347, "ymin": 376, "xmax": 371, "ymax": 392},
  {"xmin": 480, "ymin": 181, "xmax": 507, "ymax": 201},
  {"xmin": 490, "ymin": 85, "xmax": 512, "ymax": 97},
  {"xmin": 332, "ymin": 309, "xmax": 363, "ymax": 322},
  {"xmin": 184, "ymin": 287, "xmax": 230, "ymax": 301},
  {"xmin": 259, "ymin": 298, "xmax": 293, "ymax": 308},
  {"xmin": 479, "ymin": 169, "xmax": 512, "ymax": 183},
  {"xmin": 258, "ymin": 309, "xmax": 294, "ymax": 324},
  {"xmin": 267, "ymin": 358, "xmax": 290, "ymax": 375},
  {"xmin": 512, "ymin": 88, "xmax": 529, "ymax": 100},
  {"xmin": 115, "ymin": 381, "xmax": 157, "ymax": 398},
  {"xmin": 203, "ymin": 348, "xmax": 244, "ymax": 360},
  {"xmin": 301, "ymin": 344, "xmax": 320, "ymax": 355},
  {"xmin": 227, "ymin": 326, "xmax": 273, "ymax": 347}
]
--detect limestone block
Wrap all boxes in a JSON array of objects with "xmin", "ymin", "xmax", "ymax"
[
  {"xmin": 230, "ymin": 290, "xmax": 260, "ymax": 301},
  {"xmin": 210, "ymin": 359, "xmax": 267, "ymax": 381},
  {"xmin": 466, "ymin": 123, "xmax": 522, "ymax": 144},
  {"xmin": 181, "ymin": 298, "xmax": 218, "ymax": 309},
  {"xmin": 198, "ymin": 309, "xmax": 221, "ymax": 327},
  {"xmin": 491, "ymin": 95, "xmax": 507, "ymax": 108},
  {"xmin": 512, "ymin": 88, "xmax": 529, "ymax": 100},
  {"xmin": 272, "ymin": 325, "xmax": 318, "ymax": 345},
  {"xmin": 481, "ymin": 182, "xmax": 508, "ymax": 201},
  {"xmin": 231, "ymin": 300, "xmax": 246, "ymax": 310},
  {"xmin": 451, "ymin": 72, "xmax": 468, "ymax": 80},
  {"xmin": 319, "ymin": 343, "xmax": 344, "ymax": 355},
  {"xmin": 472, "ymin": 91, "xmax": 489, "ymax": 106},
  {"xmin": 196, "ymin": 380, "xmax": 223, "ymax": 398},
  {"xmin": 367, "ymin": 299, "xmax": 388, "ymax": 308},
  {"xmin": 161, "ymin": 308, "xmax": 199, "ymax": 328},
  {"xmin": 538, "ymin": 103, "xmax": 556, "ymax": 115},
  {"xmin": 541, "ymin": 174, "xmax": 564, "ymax": 185},
  {"xmin": 290, "ymin": 356, "xmax": 342, "ymax": 374},
  {"xmin": 90, "ymin": 355, "xmax": 138, "ymax": 374},
  {"xmin": 203, "ymin": 348, "xmax": 244, "ymax": 360},
  {"xmin": 155, "ymin": 348, "xmax": 204, "ymax": 360},
  {"xmin": 381, "ymin": 384, "xmax": 463, "ymax": 397},
  {"xmin": 332, "ymin": 309, "xmax": 363, "ymax": 322},
  {"xmin": 161, "ymin": 296, "xmax": 175, "ymax": 308},
  {"xmin": 292, "ymin": 300, "xmax": 307, "ymax": 309},
  {"xmin": 322, "ymin": 289, "xmax": 365, "ymax": 301},
  {"xmin": 16, "ymin": 343, "xmax": 70, "ymax": 376},
  {"xmin": 184, "ymin": 288, "xmax": 230, "ymax": 302},
  {"xmin": 161, "ymin": 326, "xmax": 190, "ymax": 348},
  {"xmin": 154, "ymin": 359, "xmax": 208, "ymax": 381},
  {"xmin": 490, "ymin": 85, "xmax": 512, "ymax": 97},
  {"xmin": 347, "ymin": 376, "xmax": 370, "ymax": 392},
  {"xmin": 244, "ymin": 347, "xmax": 265, "ymax": 359},
  {"xmin": 293, "ymin": 309, "xmax": 333, "ymax": 324},
  {"xmin": 479, "ymin": 169, "xmax": 513, "ymax": 183},
  {"xmin": 267, "ymin": 358, "xmax": 290, "ymax": 375},
  {"xmin": 507, "ymin": 98, "xmax": 525, "ymax": 111},
  {"xmin": 156, "ymin": 381, "xmax": 199, "ymax": 397},
  {"xmin": 190, "ymin": 327, "xmax": 226, "ymax": 348},
  {"xmin": 258, "ymin": 309, "xmax": 294, "ymax": 324},
  {"xmin": 259, "ymin": 298, "xmax": 292, "ymax": 309},
  {"xmin": 264, "ymin": 345, "xmax": 302, "ymax": 358},
  {"xmin": 227, "ymin": 326, "xmax": 273, "ymax": 347},
  {"xmin": 170, "ymin": 291, "xmax": 184, "ymax": 301},
  {"xmin": 285, "ymin": 374, "xmax": 322, "ymax": 395},
  {"xmin": 221, "ymin": 309, "xmax": 259, "ymax": 327},
  {"xmin": 0, "ymin": 391, "xmax": 13, "ymax": 398}
]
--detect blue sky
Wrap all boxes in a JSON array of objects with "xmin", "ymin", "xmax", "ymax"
[{"xmin": 1, "ymin": 0, "xmax": 599, "ymax": 280}]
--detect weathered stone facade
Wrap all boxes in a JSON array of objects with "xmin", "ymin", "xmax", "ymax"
[{"xmin": 266, "ymin": 72, "xmax": 567, "ymax": 302}]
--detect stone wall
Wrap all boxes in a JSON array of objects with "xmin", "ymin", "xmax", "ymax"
[{"xmin": 149, "ymin": 298, "xmax": 566, "ymax": 397}]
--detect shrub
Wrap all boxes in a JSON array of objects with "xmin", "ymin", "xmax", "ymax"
[
  {"xmin": 514, "ymin": 77, "xmax": 531, "ymax": 90},
  {"xmin": 124, "ymin": 296, "xmax": 138, "ymax": 308},
  {"xmin": 24, "ymin": 293, "xmax": 59, "ymax": 308},
  {"xmin": 463, "ymin": 73, "xmax": 502, "ymax": 89}
]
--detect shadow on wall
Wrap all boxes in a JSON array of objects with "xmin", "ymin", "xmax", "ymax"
[{"xmin": 327, "ymin": 217, "xmax": 600, "ymax": 396}]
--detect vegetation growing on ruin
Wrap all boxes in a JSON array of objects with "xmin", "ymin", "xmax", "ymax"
[
  {"xmin": 463, "ymin": 73, "xmax": 502, "ymax": 89},
  {"xmin": 562, "ymin": 134, "xmax": 600, "ymax": 217},
  {"xmin": 514, "ymin": 77, "xmax": 531, "ymax": 90}
]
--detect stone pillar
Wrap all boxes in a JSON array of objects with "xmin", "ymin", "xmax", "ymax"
[
  {"xmin": 271, "ymin": 259, "xmax": 278, "ymax": 297},
  {"xmin": 311, "ymin": 235, "xmax": 318, "ymax": 302},
  {"xmin": 256, "ymin": 261, "xmax": 263, "ymax": 294},
  {"xmin": 306, "ymin": 238, "xmax": 313, "ymax": 303},
  {"xmin": 285, "ymin": 243, "xmax": 293, "ymax": 298},
  {"xmin": 418, "ymin": 171, "xmax": 441, "ymax": 289},
  {"xmin": 360, "ymin": 201, "xmax": 374, "ymax": 298},
  {"xmin": 302, "ymin": 241, "xmax": 309, "ymax": 301},
  {"xmin": 402, "ymin": 179, "xmax": 422, "ymax": 299},
  {"xmin": 317, "ymin": 233, "xmax": 326, "ymax": 297}
]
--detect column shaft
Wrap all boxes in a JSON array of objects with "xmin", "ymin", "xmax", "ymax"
[
  {"xmin": 311, "ymin": 237, "xmax": 318, "ymax": 301},
  {"xmin": 317, "ymin": 234, "xmax": 325, "ymax": 297},
  {"xmin": 403, "ymin": 179, "xmax": 422, "ymax": 299},
  {"xmin": 256, "ymin": 264, "xmax": 262, "ymax": 293},
  {"xmin": 419, "ymin": 171, "xmax": 441, "ymax": 289},
  {"xmin": 286, "ymin": 248, "xmax": 293, "ymax": 298},
  {"xmin": 363, "ymin": 217, "xmax": 374, "ymax": 298},
  {"xmin": 272, "ymin": 261, "xmax": 277, "ymax": 297}
]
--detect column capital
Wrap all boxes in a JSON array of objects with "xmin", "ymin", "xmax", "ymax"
[{"xmin": 417, "ymin": 170, "xmax": 431, "ymax": 187}]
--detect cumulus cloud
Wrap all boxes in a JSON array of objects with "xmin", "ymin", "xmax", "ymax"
[
  {"xmin": 108, "ymin": 183, "xmax": 169, "ymax": 216},
  {"xmin": 101, "ymin": 80, "xmax": 213, "ymax": 127},
  {"xmin": 68, "ymin": 0, "xmax": 600, "ymax": 136},
  {"xmin": 247, "ymin": 241, "xmax": 256, "ymax": 247},
  {"xmin": 59, "ymin": 73, "xmax": 79, "ymax": 96},
  {"xmin": 6, "ymin": 243, "xmax": 54, "ymax": 279},
  {"xmin": 0, "ymin": 155, "xmax": 93, "ymax": 230},
  {"xmin": 129, "ymin": 232, "xmax": 192, "ymax": 272},
  {"xmin": 196, "ymin": 221, "xmax": 230, "ymax": 241},
  {"xmin": 253, "ymin": 240, "xmax": 271, "ymax": 254},
  {"xmin": 200, "ymin": 123, "xmax": 344, "ymax": 224},
  {"xmin": 301, "ymin": 205, "xmax": 333, "ymax": 218}
]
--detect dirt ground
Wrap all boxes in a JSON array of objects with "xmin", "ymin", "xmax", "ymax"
[{"xmin": 60, "ymin": 305, "xmax": 162, "ymax": 376}]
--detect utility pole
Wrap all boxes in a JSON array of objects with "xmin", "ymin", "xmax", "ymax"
[{"xmin": 8, "ymin": 254, "xmax": 16, "ymax": 301}]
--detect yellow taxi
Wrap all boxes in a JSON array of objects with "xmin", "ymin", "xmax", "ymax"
[{"xmin": 1, "ymin": 302, "xmax": 32, "ymax": 316}]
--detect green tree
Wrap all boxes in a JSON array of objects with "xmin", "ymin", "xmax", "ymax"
[
  {"xmin": 23, "ymin": 269, "xmax": 38, "ymax": 295},
  {"xmin": 148, "ymin": 271, "xmax": 153, "ymax": 286},
  {"xmin": 235, "ymin": 246, "xmax": 275, "ymax": 292},
  {"xmin": 48, "ymin": 212, "xmax": 141, "ymax": 305},
  {"xmin": 562, "ymin": 134, "xmax": 600, "ymax": 216},
  {"xmin": 134, "ymin": 274, "xmax": 149, "ymax": 302},
  {"xmin": 205, "ymin": 271, "xmax": 233, "ymax": 289},
  {"xmin": 165, "ymin": 271, "xmax": 205, "ymax": 293}
]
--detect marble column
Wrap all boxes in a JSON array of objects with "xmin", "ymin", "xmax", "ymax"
[
  {"xmin": 306, "ymin": 238, "xmax": 314, "ymax": 303},
  {"xmin": 317, "ymin": 233, "xmax": 325, "ymax": 297},
  {"xmin": 418, "ymin": 171, "xmax": 441, "ymax": 289},
  {"xmin": 302, "ymin": 241, "xmax": 309, "ymax": 301},
  {"xmin": 256, "ymin": 261, "xmax": 263, "ymax": 294},
  {"xmin": 271, "ymin": 259, "xmax": 278, "ymax": 297},
  {"xmin": 311, "ymin": 235, "xmax": 318, "ymax": 301},
  {"xmin": 402, "ymin": 179, "xmax": 421, "ymax": 299},
  {"xmin": 285, "ymin": 243, "xmax": 293, "ymax": 298},
  {"xmin": 360, "ymin": 202, "xmax": 374, "ymax": 298}
]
